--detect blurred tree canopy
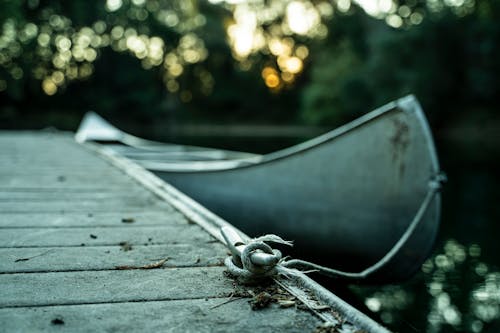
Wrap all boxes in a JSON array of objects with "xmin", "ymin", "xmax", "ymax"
[
  {"xmin": 0, "ymin": 0, "xmax": 498, "ymax": 133},
  {"xmin": 302, "ymin": 0, "xmax": 499, "ymax": 126}
]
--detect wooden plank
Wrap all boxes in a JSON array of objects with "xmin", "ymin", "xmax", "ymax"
[
  {"xmin": 0, "ymin": 267, "xmax": 229, "ymax": 307},
  {"xmin": 0, "ymin": 174, "xmax": 133, "ymax": 188},
  {"xmin": 0, "ymin": 133, "xmax": 93, "ymax": 153},
  {"xmin": 0, "ymin": 298, "xmax": 319, "ymax": 333},
  {"xmin": 0, "ymin": 151, "xmax": 96, "ymax": 160},
  {"xmin": 0, "ymin": 225, "xmax": 214, "ymax": 247},
  {"xmin": 0, "ymin": 191, "xmax": 162, "ymax": 204},
  {"xmin": 0, "ymin": 189, "xmax": 158, "ymax": 201},
  {"xmin": 0, "ymin": 211, "xmax": 183, "ymax": 228},
  {"xmin": 0, "ymin": 166, "xmax": 120, "ymax": 173},
  {"xmin": 0, "ymin": 243, "xmax": 225, "ymax": 273},
  {"xmin": 0, "ymin": 190, "xmax": 172, "ymax": 211},
  {"xmin": 0, "ymin": 190, "xmax": 156, "ymax": 201},
  {"xmin": 0, "ymin": 201, "xmax": 171, "ymax": 213},
  {"xmin": 0, "ymin": 170, "xmax": 128, "ymax": 178},
  {"xmin": 0, "ymin": 187, "xmax": 142, "ymax": 193},
  {"xmin": 0, "ymin": 155, "xmax": 112, "ymax": 166},
  {"xmin": 0, "ymin": 186, "xmax": 132, "ymax": 193},
  {"xmin": 1, "ymin": 159, "xmax": 103, "ymax": 167}
]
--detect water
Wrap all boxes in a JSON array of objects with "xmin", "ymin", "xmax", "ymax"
[
  {"xmin": 349, "ymin": 137, "xmax": 500, "ymax": 333},
  {"xmin": 160, "ymin": 133, "xmax": 499, "ymax": 333}
]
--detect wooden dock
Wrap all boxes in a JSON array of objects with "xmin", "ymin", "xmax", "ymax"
[{"xmin": 0, "ymin": 131, "xmax": 388, "ymax": 332}]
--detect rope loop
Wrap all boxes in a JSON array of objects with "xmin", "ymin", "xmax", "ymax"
[
  {"xmin": 224, "ymin": 235, "xmax": 291, "ymax": 283},
  {"xmin": 241, "ymin": 241, "xmax": 281, "ymax": 275}
]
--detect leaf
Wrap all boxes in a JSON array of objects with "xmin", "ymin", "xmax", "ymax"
[{"xmin": 114, "ymin": 258, "xmax": 169, "ymax": 270}]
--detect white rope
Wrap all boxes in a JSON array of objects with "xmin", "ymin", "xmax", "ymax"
[{"xmin": 224, "ymin": 235, "xmax": 301, "ymax": 283}]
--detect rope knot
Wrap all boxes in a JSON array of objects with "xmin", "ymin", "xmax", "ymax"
[
  {"xmin": 241, "ymin": 240, "xmax": 281, "ymax": 275},
  {"xmin": 221, "ymin": 228, "xmax": 293, "ymax": 283}
]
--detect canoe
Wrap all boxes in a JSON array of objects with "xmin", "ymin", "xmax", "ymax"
[{"xmin": 76, "ymin": 95, "xmax": 444, "ymax": 282}]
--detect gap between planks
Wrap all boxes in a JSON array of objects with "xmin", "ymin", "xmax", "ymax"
[
  {"xmin": 0, "ymin": 243, "xmax": 225, "ymax": 274},
  {"xmin": 0, "ymin": 219, "xmax": 183, "ymax": 228},
  {"xmin": 0, "ymin": 295, "xmax": 241, "ymax": 310},
  {"xmin": 0, "ymin": 264, "xmax": 225, "ymax": 276}
]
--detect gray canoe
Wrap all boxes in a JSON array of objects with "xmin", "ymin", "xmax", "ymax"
[{"xmin": 76, "ymin": 95, "xmax": 444, "ymax": 282}]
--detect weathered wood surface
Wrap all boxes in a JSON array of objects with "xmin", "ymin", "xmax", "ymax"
[
  {"xmin": 0, "ymin": 298, "xmax": 317, "ymax": 333},
  {"xmin": 0, "ymin": 225, "xmax": 212, "ymax": 247},
  {"xmin": 0, "ymin": 211, "xmax": 183, "ymax": 228},
  {"xmin": 0, "ymin": 244, "xmax": 223, "ymax": 273},
  {"xmin": 0, "ymin": 132, "xmax": 325, "ymax": 332},
  {"xmin": 1, "ymin": 267, "xmax": 230, "ymax": 307}
]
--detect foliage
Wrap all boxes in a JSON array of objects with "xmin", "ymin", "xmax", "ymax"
[
  {"xmin": 0, "ymin": 0, "xmax": 498, "ymax": 131},
  {"xmin": 300, "ymin": 1, "xmax": 500, "ymax": 126}
]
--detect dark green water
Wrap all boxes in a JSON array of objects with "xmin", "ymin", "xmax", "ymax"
[
  {"xmin": 348, "ymin": 137, "xmax": 500, "ymax": 333},
  {"xmin": 166, "ymin": 132, "xmax": 499, "ymax": 333}
]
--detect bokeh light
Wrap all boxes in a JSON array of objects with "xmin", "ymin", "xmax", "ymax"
[
  {"xmin": 0, "ymin": 0, "xmax": 480, "ymax": 96},
  {"xmin": 353, "ymin": 239, "xmax": 500, "ymax": 332}
]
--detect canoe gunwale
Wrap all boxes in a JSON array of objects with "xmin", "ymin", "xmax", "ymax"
[
  {"xmin": 129, "ymin": 103, "xmax": 402, "ymax": 172},
  {"xmin": 75, "ymin": 95, "xmax": 440, "ymax": 178},
  {"xmin": 120, "ymin": 95, "xmax": 441, "ymax": 175}
]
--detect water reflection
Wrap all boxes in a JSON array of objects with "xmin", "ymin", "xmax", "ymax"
[{"xmin": 352, "ymin": 240, "xmax": 500, "ymax": 332}]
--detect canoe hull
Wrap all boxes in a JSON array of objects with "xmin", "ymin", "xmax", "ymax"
[
  {"xmin": 77, "ymin": 95, "xmax": 442, "ymax": 282},
  {"xmin": 150, "ymin": 96, "xmax": 442, "ymax": 282}
]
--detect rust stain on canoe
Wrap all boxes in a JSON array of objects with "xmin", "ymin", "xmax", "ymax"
[{"xmin": 390, "ymin": 118, "xmax": 410, "ymax": 178}]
